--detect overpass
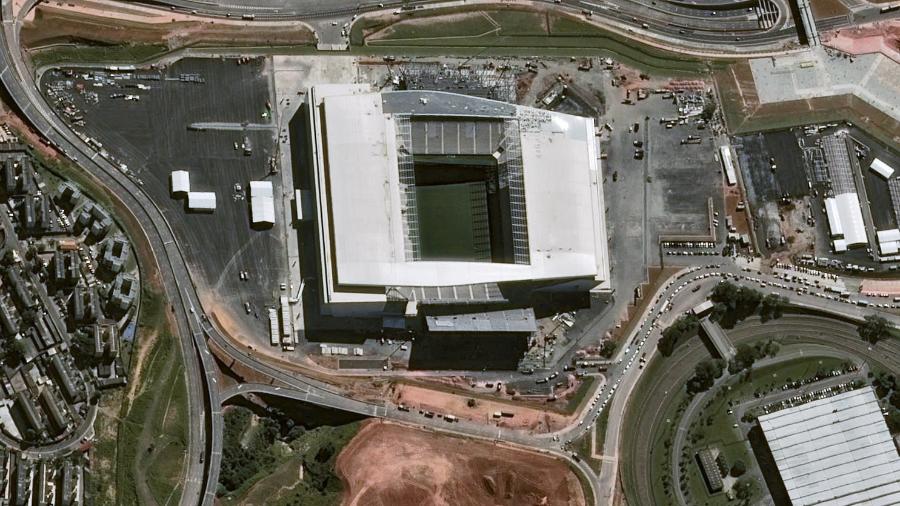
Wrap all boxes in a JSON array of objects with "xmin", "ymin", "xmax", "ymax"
[{"xmin": 699, "ymin": 316, "xmax": 737, "ymax": 361}]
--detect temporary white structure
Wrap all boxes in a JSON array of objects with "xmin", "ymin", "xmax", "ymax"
[
  {"xmin": 249, "ymin": 181, "xmax": 275, "ymax": 225},
  {"xmin": 170, "ymin": 170, "xmax": 190, "ymax": 195},
  {"xmin": 187, "ymin": 192, "xmax": 216, "ymax": 211}
]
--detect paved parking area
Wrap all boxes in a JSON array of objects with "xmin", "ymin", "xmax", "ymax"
[{"xmin": 40, "ymin": 57, "xmax": 286, "ymax": 341}]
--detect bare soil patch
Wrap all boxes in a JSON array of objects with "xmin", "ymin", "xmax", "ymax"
[
  {"xmin": 810, "ymin": 0, "xmax": 850, "ymax": 19},
  {"xmin": 336, "ymin": 421, "xmax": 585, "ymax": 506},
  {"xmin": 392, "ymin": 383, "xmax": 573, "ymax": 433}
]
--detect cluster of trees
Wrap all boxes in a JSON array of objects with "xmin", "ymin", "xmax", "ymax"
[
  {"xmin": 658, "ymin": 315, "xmax": 699, "ymax": 356},
  {"xmin": 598, "ymin": 340, "xmax": 617, "ymax": 358},
  {"xmin": 728, "ymin": 340, "xmax": 780, "ymax": 374},
  {"xmin": 219, "ymin": 407, "xmax": 281, "ymax": 494},
  {"xmin": 709, "ymin": 281, "xmax": 789, "ymax": 325},
  {"xmin": 858, "ymin": 314, "xmax": 895, "ymax": 344},
  {"xmin": 870, "ymin": 371, "xmax": 900, "ymax": 433},
  {"xmin": 686, "ymin": 358, "xmax": 725, "ymax": 394}
]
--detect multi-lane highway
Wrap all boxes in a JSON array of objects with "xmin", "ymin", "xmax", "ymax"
[{"xmin": 142, "ymin": 0, "xmax": 899, "ymax": 54}]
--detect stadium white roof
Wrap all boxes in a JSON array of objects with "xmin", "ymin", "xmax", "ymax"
[
  {"xmin": 758, "ymin": 388, "xmax": 900, "ymax": 506},
  {"xmin": 170, "ymin": 170, "xmax": 190, "ymax": 195},
  {"xmin": 249, "ymin": 181, "xmax": 275, "ymax": 225},
  {"xmin": 307, "ymin": 85, "xmax": 611, "ymax": 311},
  {"xmin": 824, "ymin": 194, "xmax": 867, "ymax": 247},
  {"xmin": 187, "ymin": 192, "xmax": 216, "ymax": 211},
  {"xmin": 870, "ymin": 158, "xmax": 895, "ymax": 179}
]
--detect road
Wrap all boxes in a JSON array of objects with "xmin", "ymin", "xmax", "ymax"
[{"xmin": 142, "ymin": 0, "xmax": 900, "ymax": 54}]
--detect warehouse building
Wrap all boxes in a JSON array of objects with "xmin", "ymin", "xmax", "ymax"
[
  {"xmin": 305, "ymin": 85, "xmax": 611, "ymax": 319},
  {"xmin": 758, "ymin": 387, "xmax": 900, "ymax": 506},
  {"xmin": 249, "ymin": 180, "xmax": 275, "ymax": 226},
  {"xmin": 823, "ymin": 193, "xmax": 867, "ymax": 252}
]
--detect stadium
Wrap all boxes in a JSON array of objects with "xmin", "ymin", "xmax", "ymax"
[{"xmin": 305, "ymin": 84, "xmax": 610, "ymax": 322}]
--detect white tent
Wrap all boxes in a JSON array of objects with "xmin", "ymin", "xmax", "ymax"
[
  {"xmin": 170, "ymin": 170, "xmax": 190, "ymax": 195},
  {"xmin": 187, "ymin": 192, "xmax": 216, "ymax": 211},
  {"xmin": 834, "ymin": 193, "xmax": 867, "ymax": 247},
  {"xmin": 249, "ymin": 181, "xmax": 275, "ymax": 225}
]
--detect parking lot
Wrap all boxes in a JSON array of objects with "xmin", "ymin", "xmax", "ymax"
[{"xmin": 40, "ymin": 57, "xmax": 287, "ymax": 341}]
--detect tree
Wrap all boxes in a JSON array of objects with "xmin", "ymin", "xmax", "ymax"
[
  {"xmin": 700, "ymin": 101, "xmax": 717, "ymax": 122},
  {"xmin": 687, "ymin": 359, "xmax": 725, "ymax": 394},
  {"xmin": 729, "ymin": 343, "xmax": 760, "ymax": 374},
  {"xmin": 730, "ymin": 459, "xmax": 747, "ymax": 477},
  {"xmin": 734, "ymin": 477, "xmax": 755, "ymax": 502},
  {"xmin": 598, "ymin": 340, "xmax": 617, "ymax": 358},
  {"xmin": 760, "ymin": 294, "xmax": 788, "ymax": 322},
  {"xmin": 659, "ymin": 315, "xmax": 699, "ymax": 357},
  {"xmin": 858, "ymin": 314, "xmax": 893, "ymax": 344}
]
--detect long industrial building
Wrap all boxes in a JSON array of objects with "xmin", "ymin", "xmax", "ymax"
[
  {"xmin": 758, "ymin": 388, "xmax": 900, "ymax": 506},
  {"xmin": 305, "ymin": 85, "xmax": 611, "ymax": 319}
]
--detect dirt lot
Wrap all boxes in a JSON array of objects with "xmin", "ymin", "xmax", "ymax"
[
  {"xmin": 336, "ymin": 421, "xmax": 585, "ymax": 506},
  {"xmin": 391, "ymin": 383, "xmax": 574, "ymax": 433}
]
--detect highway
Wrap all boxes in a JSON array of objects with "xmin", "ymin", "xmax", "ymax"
[{"xmin": 142, "ymin": 0, "xmax": 900, "ymax": 54}]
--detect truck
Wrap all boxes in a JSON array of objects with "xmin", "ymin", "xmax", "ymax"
[{"xmin": 443, "ymin": 414, "xmax": 458, "ymax": 422}]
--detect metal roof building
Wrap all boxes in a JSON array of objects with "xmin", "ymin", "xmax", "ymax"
[
  {"xmin": 306, "ymin": 84, "xmax": 611, "ymax": 317},
  {"xmin": 758, "ymin": 388, "xmax": 900, "ymax": 506},
  {"xmin": 824, "ymin": 194, "xmax": 867, "ymax": 248},
  {"xmin": 186, "ymin": 191, "xmax": 216, "ymax": 211},
  {"xmin": 170, "ymin": 170, "xmax": 190, "ymax": 195},
  {"xmin": 249, "ymin": 181, "xmax": 275, "ymax": 225}
]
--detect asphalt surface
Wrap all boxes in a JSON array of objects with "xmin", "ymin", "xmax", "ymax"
[{"xmin": 5, "ymin": 2, "xmax": 900, "ymax": 505}]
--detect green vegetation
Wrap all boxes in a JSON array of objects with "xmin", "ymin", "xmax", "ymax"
[
  {"xmin": 565, "ymin": 376, "xmax": 596, "ymax": 414},
  {"xmin": 219, "ymin": 406, "xmax": 361, "ymax": 505},
  {"xmin": 658, "ymin": 314, "xmax": 699, "ymax": 356},
  {"xmin": 678, "ymin": 356, "xmax": 848, "ymax": 506},
  {"xmin": 729, "ymin": 340, "xmax": 779, "ymax": 374},
  {"xmin": 598, "ymin": 340, "xmax": 617, "ymax": 358},
  {"xmin": 28, "ymin": 43, "xmax": 167, "ymax": 68},
  {"xmin": 115, "ymin": 332, "xmax": 188, "ymax": 506},
  {"xmin": 869, "ymin": 370, "xmax": 900, "ymax": 432},
  {"xmin": 857, "ymin": 314, "xmax": 895, "ymax": 344},
  {"xmin": 709, "ymin": 281, "xmax": 787, "ymax": 327},
  {"xmin": 686, "ymin": 359, "xmax": 725, "ymax": 394},
  {"xmin": 351, "ymin": 7, "xmax": 720, "ymax": 75},
  {"xmin": 593, "ymin": 404, "xmax": 610, "ymax": 455}
]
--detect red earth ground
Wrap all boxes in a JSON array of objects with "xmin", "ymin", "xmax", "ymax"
[{"xmin": 336, "ymin": 420, "xmax": 586, "ymax": 506}]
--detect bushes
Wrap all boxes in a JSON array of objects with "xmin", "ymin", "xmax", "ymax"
[
  {"xmin": 658, "ymin": 315, "xmax": 699, "ymax": 356},
  {"xmin": 686, "ymin": 359, "xmax": 725, "ymax": 394},
  {"xmin": 858, "ymin": 314, "xmax": 894, "ymax": 344}
]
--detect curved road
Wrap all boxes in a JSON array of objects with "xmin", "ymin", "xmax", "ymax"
[{"xmin": 619, "ymin": 315, "xmax": 900, "ymax": 505}]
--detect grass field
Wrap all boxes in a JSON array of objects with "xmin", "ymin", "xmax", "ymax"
[
  {"xmin": 677, "ymin": 356, "xmax": 847, "ymax": 505},
  {"xmin": 116, "ymin": 331, "xmax": 188, "ymax": 505},
  {"xmin": 352, "ymin": 7, "xmax": 721, "ymax": 75},
  {"xmin": 28, "ymin": 43, "xmax": 168, "ymax": 68}
]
